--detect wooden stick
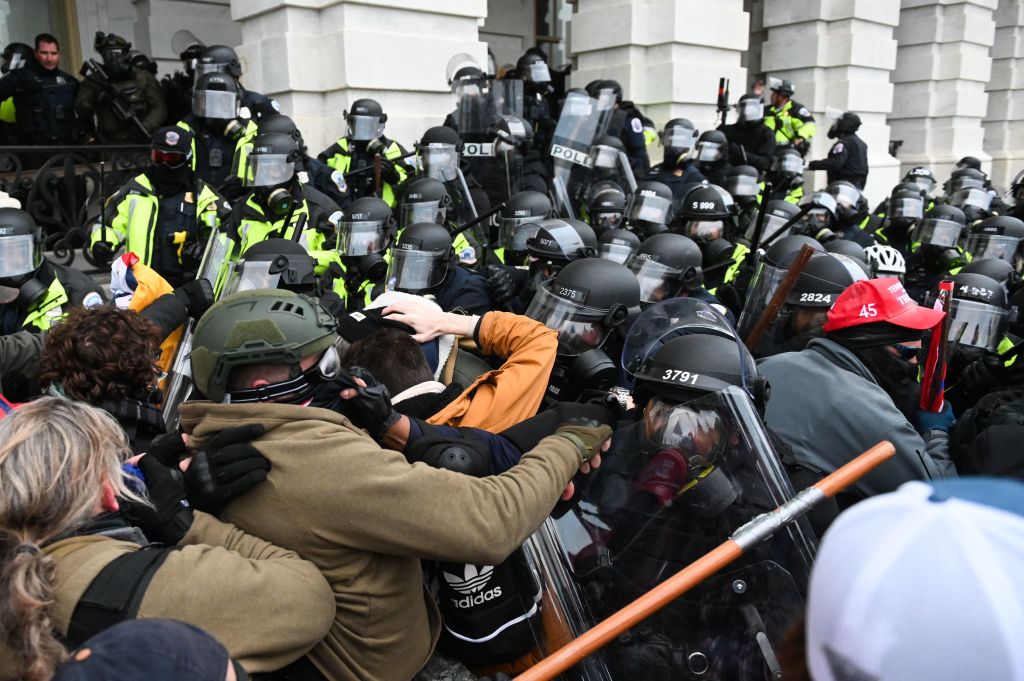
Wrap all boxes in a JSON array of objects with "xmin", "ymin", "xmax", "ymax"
[
  {"xmin": 744, "ymin": 244, "xmax": 816, "ymax": 350},
  {"xmin": 515, "ymin": 440, "xmax": 896, "ymax": 681}
]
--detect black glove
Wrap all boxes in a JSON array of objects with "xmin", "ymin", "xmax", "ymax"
[
  {"xmin": 123, "ymin": 455, "xmax": 193, "ymax": 545},
  {"xmin": 554, "ymin": 418, "xmax": 613, "ymax": 463},
  {"xmin": 146, "ymin": 431, "xmax": 188, "ymax": 467},
  {"xmin": 174, "ymin": 278, "xmax": 215, "ymax": 320},
  {"xmin": 960, "ymin": 352, "xmax": 1002, "ymax": 392},
  {"xmin": 378, "ymin": 156, "xmax": 402, "ymax": 185},
  {"xmin": 91, "ymin": 240, "xmax": 116, "ymax": 265},
  {"xmin": 319, "ymin": 291, "xmax": 346, "ymax": 318},
  {"xmin": 183, "ymin": 424, "xmax": 270, "ymax": 514},
  {"xmin": 484, "ymin": 265, "xmax": 517, "ymax": 310},
  {"xmin": 345, "ymin": 366, "xmax": 403, "ymax": 442}
]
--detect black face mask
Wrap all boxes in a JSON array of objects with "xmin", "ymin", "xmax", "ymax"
[
  {"xmin": 851, "ymin": 345, "xmax": 921, "ymax": 422},
  {"xmin": 149, "ymin": 164, "xmax": 191, "ymax": 195},
  {"xmin": 301, "ymin": 377, "xmax": 354, "ymax": 413}
]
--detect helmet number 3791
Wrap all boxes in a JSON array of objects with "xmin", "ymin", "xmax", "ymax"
[{"xmin": 662, "ymin": 370, "xmax": 700, "ymax": 384}]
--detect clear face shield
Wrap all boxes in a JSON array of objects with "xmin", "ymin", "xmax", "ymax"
[
  {"xmin": 684, "ymin": 219, "xmax": 727, "ymax": 242},
  {"xmin": 592, "ymin": 210, "xmax": 624, "ymax": 232},
  {"xmin": 4, "ymin": 52, "xmax": 27, "ymax": 72},
  {"xmin": 193, "ymin": 89, "xmax": 238, "ymax": 120},
  {"xmin": 736, "ymin": 258, "xmax": 789, "ymax": 338},
  {"xmin": 525, "ymin": 284, "xmax": 613, "ymax": 356},
  {"xmin": 337, "ymin": 220, "xmax": 385, "ymax": 257},
  {"xmin": 947, "ymin": 298, "xmax": 1009, "ymax": 351},
  {"xmin": 727, "ymin": 174, "xmax": 760, "ymax": 201},
  {"xmin": 385, "ymin": 247, "xmax": 449, "ymax": 292},
  {"xmin": 401, "ymin": 200, "xmax": 446, "ymax": 228},
  {"xmin": 914, "ymin": 218, "xmax": 963, "ymax": 249},
  {"xmin": 500, "ymin": 217, "xmax": 543, "ymax": 254},
  {"xmin": 524, "ymin": 61, "xmax": 551, "ymax": 84},
  {"xmin": 223, "ymin": 260, "xmax": 281, "ymax": 296},
  {"xmin": 750, "ymin": 211, "xmax": 793, "ymax": 242},
  {"xmin": 245, "ymin": 154, "xmax": 295, "ymax": 188},
  {"xmin": 420, "ymin": 144, "xmax": 459, "ymax": 182},
  {"xmin": 947, "ymin": 177, "xmax": 985, "ymax": 195},
  {"xmin": 591, "ymin": 144, "xmax": 621, "ymax": 170},
  {"xmin": 629, "ymin": 194, "xmax": 672, "ymax": 226},
  {"xmin": 661, "ymin": 126, "xmax": 696, "ymax": 152},
  {"xmin": 627, "ymin": 256, "xmax": 688, "ymax": 305},
  {"xmin": 908, "ymin": 175, "xmax": 936, "ymax": 196},
  {"xmin": 965, "ymin": 233, "xmax": 1023, "ymax": 269},
  {"xmin": 0, "ymin": 234, "xmax": 40, "ymax": 279},
  {"xmin": 772, "ymin": 153, "xmax": 804, "ymax": 176},
  {"xmin": 195, "ymin": 60, "xmax": 229, "ymax": 78},
  {"xmin": 829, "ymin": 184, "xmax": 861, "ymax": 218},
  {"xmin": 695, "ymin": 141, "xmax": 725, "ymax": 163},
  {"xmin": 950, "ymin": 188, "xmax": 993, "ymax": 212},
  {"xmin": 890, "ymin": 196, "xmax": 924, "ymax": 221},
  {"xmin": 347, "ymin": 114, "xmax": 384, "ymax": 142},
  {"xmin": 598, "ymin": 239, "xmax": 638, "ymax": 265},
  {"xmin": 736, "ymin": 99, "xmax": 764, "ymax": 123}
]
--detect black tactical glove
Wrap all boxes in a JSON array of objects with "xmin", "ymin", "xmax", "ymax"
[
  {"xmin": 146, "ymin": 430, "xmax": 188, "ymax": 467},
  {"xmin": 484, "ymin": 264, "xmax": 517, "ymax": 310},
  {"xmin": 554, "ymin": 418, "xmax": 613, "ymax": 463},
  {"xmin": 346, "ymin": 366, "xmax": 403, "ymax": 442},
  {"xmin": 183, "ymin": 424, "xmax": 270, "ymax": 514},
  {"xmin": 319, "ymin": 291, "xmax": 346, "ymax": 319},
  {"xmin": 960, "ymin": 352, "xmax": 1003, "ymax": 392},
  {"xmin": 174, "ymin": 277, "xmax": 215, "ymax": 320},
  {"xmin": 378, "ymin": 156, "xmax": 402, "ymax": 185},
  {"xmin": 123, "ymin": 454, "xmax": 193, "ymax": 545},
  {"xmin": 90, "ymin": 240, "xmax": 116, "ymax": 266}
]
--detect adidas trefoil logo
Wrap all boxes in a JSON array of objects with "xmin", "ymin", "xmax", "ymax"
[{"xmin": 444, "ymin": 564, "xmax": 502, "ymax": 608}]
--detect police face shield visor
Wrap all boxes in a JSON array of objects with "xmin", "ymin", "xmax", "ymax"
[
  {"xmin": 401, "ymin": 200, "xmax": 445, "ymax": 228},
  {"xmin": 100, "ymin": 47, "xmax": 127, "ymax": 65},
  {"xmin": 890, "ymin": 196, "xmax": 924, "ymax": 221},
  {"xmin": 223, "ymin": 260, "xmax": 281, "ymax": 296},
  {"xmin": 593, "ymin": 211, "xmax": 624, "ymax": 231},
  {"xmin": 192, "ymin": 89, "xmax": 238, "ymax": 120},
  {"xmin": 908, "ymin": 175, "xmax": 936, "ymax": 195},
  {"xmin": 525, "ymin": 284, "xmax": 613, "ymax": 356},
  {"xmin": 0, "ymin": 234, "xmax": 40, "ymax": 279},
  {"xmin": 4, "ymin": 53, "xmax": 26, "ymax": 72},
  {"xmin": 829, "ymin": 184, "xmax": 861, "ymax": 214},
  {"xmin": 591, "ymin": 145, "xmax": 621, "ymax": 170},
  {"xmin": 598, "ymin": 240, "xmax": 637, "ymax": 265},
  {"xmin": 628, "ymin": 194, "xmax": 672, "ymax": 226},
  {"xmin": 499, "ymin": 217, "xmax": 542, "ymax": 252},
  {"xmin": 385, "ymin": 248, "xmax": 449, "ymax": 292},
  {"xmin": 736, "ymin": 99, "xmax": 764, "ymax": 123},
  {"xmin": 736, "ymin": 261, "xmax": 788, "ymax": 337},
  {"xmin": 194, "ymin": 60, "xmax": 230, "ymax": 77},
  {"xmin": 755, "ymin": 212, "xmax": 793, "ymax": 242},
  {"xmin": 965, "ymin": 233, "xmax": 1023, "ymax": 267},
  {"xmin": 726, "ymin": 175, "xmax": 760, "ymax": 200},
  {"xmin": 245, "ymin": 154, "xmax": 295, "ymax": 188},
  {"xmin": 947, "ymin": 299, "xmax": 1009, "ymax": 351},
  {"xmin": 337, "ymin": 220, "xmax": 386, "ymax": 257},
  {"xmin": 420, "ymin": 145, "xmax": 459, "ymax": 182},
  {"xmin": 528, "ymin": 221, "xmax": 588, "ymax": 260},
  {"xmin": 661, "ymin": 127, "xmax": 696, "ymax": 151},
  {"xmin": 950, "ymin": 188, "xmax": 993, "ymax": 212},
  {"xmin": 684, "ymin": 220, "xmax": 726, "ymax": 242},
  {"xmin": 346, "ymin": 114, "xmax": 384, "ymax": 142},
  {"xmin": 642, "ymin": 396, "xmax": 727, "ymax": 468},
  {"xmin": 914, "ymin": 218, "xmax": 963, "ymax": 248},
  {"xmin": 695, "ymin": 141, "xmax": 725, "ymax": 163},
  {"xmin": 524, "ymin": 62, "xmax": 551, "ymax": 84},
  {"xmin": 627, "ymin": 256, "xmax": 690, "ymax": 304},
  {"xmin": 621, "ymin": 298, "xmax": 738, "ymax": 380},
  {"xmin": 947, "ymin": 177, "xmax": 985, "ymax": 195},
  {"xmin": 772, "ymin": 153, "xmax": 804, "ymax": 175}
]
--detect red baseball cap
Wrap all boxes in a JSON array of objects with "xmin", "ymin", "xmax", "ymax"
[{"xmin": 823, "ymin": 277, "xmax": 945, "ymax": 333}]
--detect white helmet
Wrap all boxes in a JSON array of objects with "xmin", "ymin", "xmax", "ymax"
[{"xmin": 864, "ymin": 243, "xmax": 906, "ymax": 278}]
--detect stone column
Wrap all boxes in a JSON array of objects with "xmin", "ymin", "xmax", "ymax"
[
  {"xmin": 230, "ymin": 0, "xmax": 488, "ymax": 156},
  {"xmin": 984, "ymin": 0, "xmax": 1024, "ymax": 190},
  {"xmin": 569, "ymin": 0, "xmax": 750, "ymax": 134},
  {"xmin": 889, "ymin": 0, "xmax": 997, "ymax": 184},
  {"xmin": 760, "ymin": 0, "xmax": 901, "ymax": 204}
]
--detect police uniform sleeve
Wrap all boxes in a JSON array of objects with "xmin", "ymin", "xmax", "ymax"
[
  {"xmin": 139, "ymin": 70, "xmax": 167, "ymax": 132},
  {"xmin": 745, "ymin": 126, "xmax": 777, "ymax": 172},
  {"xmin": 808, "ymin": 140, "xmax": 849, "ymax": 172},
  {"xmin": 137, "ymin": 511, "xmax": 335, "ymax": 672},
  {"xmin": 790, "ymin": 104, "xmax": 816, "ymax": 140}
]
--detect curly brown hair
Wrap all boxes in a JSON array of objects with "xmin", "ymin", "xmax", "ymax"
[{"xmin": 40, "ymin": 305, "xmax": 163, "ymax": 404}]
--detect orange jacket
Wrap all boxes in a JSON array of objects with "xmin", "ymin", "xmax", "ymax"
[{"xmin": 428, "ymin": 311, "xmax": 557, "ymax": 431}]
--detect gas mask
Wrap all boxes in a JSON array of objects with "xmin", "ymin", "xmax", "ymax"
[{"xmin": 257, "ymin": 183, "xmax": 297, "ymax": 219}]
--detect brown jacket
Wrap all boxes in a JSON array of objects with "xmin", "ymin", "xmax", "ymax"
[
  {"xmin": 0, "ymin": 512, "xmax": 334, "ymax": 680},
  {"xmin": 178, "ymin": 401, "xmax": 581, "ymax": 681},
  {"xmin": 430, "ymin": 311, "xmax": 557, "ymax": 431}
]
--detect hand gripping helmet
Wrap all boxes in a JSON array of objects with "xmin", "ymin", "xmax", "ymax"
[
  {"xmin": 0, "ymin": 208, "xmax": 45, "ymax": 307},
  {"xmin": 965, "ymin": 215, "xmax": 1024, "ymax": 272},
  {"xmin": 625, "ymin": 181, "xmax": 673, "ymax": 235},
  {"xmin": 726, "ymin": 165, "xmax": 761, "ymax": 205},
  {"xmin": 864, "ymin": 243, "xmax": 907, "ymax": 279},
  {"xmin": 597, "ymin": 228, "xmax": 641, "ymax": 265},
  {"xmin": 946, "ymin": 272, "xmax": 1013, "ymax": 351},
  {"xmin": 626, "ymin": 232, "xmax": 704, "ymax": 305},
  {"xmin": 491, "ymin": 115, "xmax": 534, "ymax": 154},
  {"xmin": 385, "ymin": 222, "xmax": 454, "ymax": 295},
  {"xmin": 338, "ymin": 197, "xmax": 396, "ymax": 282},
  {"xmin": 912, "ymin": 204, "xmax": 967, "ymax": 267},
  {"xmin": 786, "ymin": 252, "xmax": 867, "ymax": 309},
  {"xmin": 526, "ymin": 218, "xmax": 598, "ymax": 280},
  {"xmin": 417, "ymin": 125, "xmax": 463, "ymax": 182},
  {"xmin": 676, "ymin": 183, "xmax": 733, "ymax": 244},
  {"xmin": 500, "ymin": 190, "xmax": 553, "ymax": 265},
  {"xmin": 660, "ymin": 118, "xmax": 697, "ymax": 162},
  {"xmin": 226, "ymin": 238, "xmax": 318, "ymax": 296},
  {"xmin": 344, "ymin": 98, "xmax": 387, "ymax": 142},
  {"xmin": 586, "ymin": 182, "xmax": 627, "ymax": 233},
  {"xmin": 693, "ymin": 130, "xmax": 728, "ymax": 164},
  {"xmin": 192, "ymin": 72, "xmax": 240, "ymax": 121},
  {"xmin": 190, "ymin": 289, "xmax": 338, "ymax": 404},
  {"xmin": 903, "ymin": 166, "xmax": 937, "ymax": 196},
  {"xmin": 399, "ymin": 177, "xmax": 450, "ymax": 228},
  {"xmin": 525, "ymin": 258, "xmax": 640, "ymax": 357},
  {"xmin": 1, "ymin": 43, "xmax": 32, "ymax": 74},
  {"xmin": 196, "ymin": 44, "xmax": 242, "ymax": 79}
]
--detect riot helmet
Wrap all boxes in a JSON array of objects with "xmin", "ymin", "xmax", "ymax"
[
  {"xmin": 634, "ymin": 333, "xmax": 761, "ymax": 406},
  {"xmin": 863, "ymin": 243, "xmax": 907, "ymax": 280},
  {"xmin": 258, "ymin": 114, "xmax": 305, "ymax": 151},
  {"xmin": 192, "ymin": 72, "xmax": 241, "ymax": 121},
  {"xmin": 246, "ymin": 132, "xmax": 301, "ymax": 218},
  {"xmin": 824, "ymin": 239, "xmax": 869, "ymax": 271},
  {"xmin": 590, "ymin": 135, "xmax": 627, "ymax": 171},
  {"xmin": 526, "ymin": 218, "xmax": 598, "ymax": 281},
  {"xmin": 785, "ymin": 252, "xmax": 867, "ymax": 309},
  {"xmin": 385, "ymin": 222, "xmax": 454, "ymax": 295},
  {"xmin": 225, "ymin": 238, "xmax": 318, "ymax": 296},
  {"xmin": 903, "ymin": 166, "xmax": 937, "ymax": 196},
  {"xmin": 946, "ymin": 272, "xmax": 1011, "ymax": 351},
  {"xmin": 516, "ymin": 52, "xmax": 551, "ymax": 85},
  {"xmin": 626, "ymin": 181, "xmax": 673, "ymax": 233},
  {"xmin": 338, "ymin": 197, "xmax": 395, "ymax": 282},
  {"xmin": 735, "ymin": 93, "xmax": 764, "ymax": 124},
  {"xmin": 0, "ymin": 208, "xmax": 45, "ymax": 306},
  {"xmin": 735, "ymin": 235, "xmax": 825, "ymax": 338},
  {"xmin": 417, "ymin": 126, "xmax": 462, "ymax": 182},
  {"xmin": 752, "ymin": 200, "xmax": 801, "ymax": 243},
  {"xmin": 189, "ymin": 289, "xmax": 338, "ymax": 404},
  {"xmin": 500, "ymin": 191, "xmax": 553, "ymax": 265},
  {"xmin": 94, "ymin": 32, "xmax": 132, "ymax": 79},
  {"xmin": 889, "ymin": 186, "xmax": 925, "ymax": 225},
  {"xmin": 965, "ymin": 215, "xmax": 1024, "ymax": 272},
  {"xmin": 344, "ymin": 98, "xmax": 386, "ymax": 142},
  {"xmin": 956, "ymin": 156, "xmax": 982, "ymax": 172},
  {"xmin": 1010, "ymin": 169, "xmax": 1024, "ymax": 204},
  {"xmin": 795, "ymin": 192, "xmax": 839, "ymax": 243},
  {"xmin": 945, "ymin": 167, "xmax": 987, "ymax": 196},
  {"xmin": 179, "ymin": 42, "xmax": 204, "ymax": 76},
  {"xmin": 912, "ymin": 205, "xmax": 966, "ymax": 267},
  {"xmin": 676, "ymin": 184, "xmax": 733, "ymax": 244},
  {"xmin": 1, "ymin": 43, "xmax": 32, "ymax": 74},
  {"xmin": 586, "ymin": 182, "xmax": 627, "ymax": 233},
  {"xmin": 660, "ymin": 118, "xmax": 697, "ymax": 165},
  {"xmin": 824, "ymin": 180, "xmax": 863, "ymax": 223},
  {"xmin": 491, "ymin": 115, "xmax": 533, "ymax": 154},
  {"xmin": 693, "ymin": 130, "xmax": 728, "ymax": 163},
  {"xmin": 626, "ymin": 233, "xmax": 704, "ymax": 305},
  {"xmin": 960, "ymin": 257, "xmax": 1021, "ymax": 297},
  {"xmin": 770, "ymin": 147, "xmax": 805, "ymax": 179},
  {"xmin": 597, "ymin": 228, "xmax": 641, "ymax": 265},
  {"xmin": 827, "ymin": 111, "xmax": 861, "ymax": 139},
  {"xmin": 726, "ymin": 165, "xmax": 760, "ymax": 206},
  {"xmin": 196, "ymin": 44, "xmax": 242, "ymax": 79},
  {"xmin": 525, "ymin": 258, "xmax": 638, "ymax": 357},
  {"xmin": 399, "ymin": 177, "xmax": 450, "ymax": 228}
]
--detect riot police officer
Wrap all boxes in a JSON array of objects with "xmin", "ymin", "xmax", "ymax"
[
  {"xmin": 718, "ymin": 93, "xmax": 776, "ymax": 172},
  {"xmin": 623, "ymin": 180, "xmax": 673, "ymax": 238},
  {"xmin": 195, "ymin": 45, "xmax": 280, "ymax": 120},
  {"xmin": 526, "ymin": 217, "xmax": 598, "ymax": 285},
  {"xmin": 873, "ymin": 185, "xmax": 926, "ymax": 256},
  {"xmin": 0, "ymin": 42, "xmax": 32, "ymax": 143},
  {"xmin": 75, "ymin": 32, "xmax": 165, "ymax": 144},
  {"xmin": 808, "ymin": 111, "xmax": 868, "ymax": 190},
  {"xmin": 726, "ymin": 164, "xmax": 761, "ymax": 235},
  {"xmin": 496, "ymin": 189, "xmax": 553, "ymax": 265},
  {"xmin": 965, "ymin": 215, "xmax": 1024, "ymax": 272},
  {"xmin": 594, "ymin": 79, "xmax": 650, "ymax": 175},
  {"xmin": 490, "ymin": 114, "xmax": 551, "ymax": 196},
  {"xmin": 647, "ymin": 118, "xmax": 705, "ymax": 198},
  {"xmin": 319, "ymin": 98, "xmax": 411, "ymax": 207},
  {"xmin": 259, "ymin": 113, "xmax": 350, "ymax": 209},
  {"xmin": 903, "ymin": 204, "xmax": 969, "ymax": 302},
  {"xmin": 176, "ymin": 72, "xmax": 248, "ymax": 190},
  {"xmin": 0, "ymin": 34, "xmax": 79, "ymax": 147},
  {"xmin": 624, "ymin": 232, "xmax": 707, "ymax": 307},
  {"xmin": 597, "ymin": 228, "xmax": 641, "ymax": 265},
  {"xmin": 586, "ymin": 182, "xmax": 627, "ymax": 234},
  {"xmin": 327, "ymin": 197, "xmax": 396, "ymax": 310},
  {"xmin": 765, "ymin": 146, "xmax": 805, "ymax": 204},
  {"xmin": 691, "ymin": 130, "xmax": 733, "ymax": 187},
  {"xmin": 764, "ymin": 78, "xmax": 816, "ymax": 155},
  {"xmin": 516, "ymin": 51, "xmax": 556, "ymax": 155},
  {"xmin": 160, "ymin": 41, "xmax": 203, "ymax": 125},
  {"xmin": 674, "ymin": 183, "xmax": 746, "ymax": 296}
]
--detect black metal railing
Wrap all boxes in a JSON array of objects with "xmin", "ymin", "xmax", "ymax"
[{"xmin": 0, "ymin": 145, "xmax": 149, "ymax": 268}]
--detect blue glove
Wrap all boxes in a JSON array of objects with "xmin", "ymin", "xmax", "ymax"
[{"xmin": 916, "ymin": 401, "xmax": 956, "ymax": 434}]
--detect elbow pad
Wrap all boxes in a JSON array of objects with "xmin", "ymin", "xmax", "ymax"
[{"xmin": 406, "ymin": 430, "xmax": 492, "ymax": 478}]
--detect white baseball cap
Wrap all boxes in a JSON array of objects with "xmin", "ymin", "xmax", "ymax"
[{"xmin": 806, "ymin": 478, "xmax": 1024, "ymax": 681}]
